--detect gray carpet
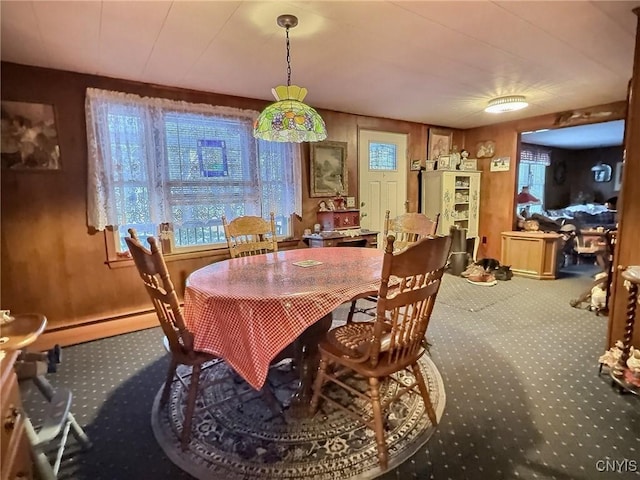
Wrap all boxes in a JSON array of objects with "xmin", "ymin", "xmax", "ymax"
[{"xmin": 20, "ymin": 267, "xmax": 640, "ymax": 479}]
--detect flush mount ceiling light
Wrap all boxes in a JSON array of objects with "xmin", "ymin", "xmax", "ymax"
[
  {"xmin": 484, "ymin": 95, "xmax": 529, "ymax": 114},
  {"xmin": 253, "ymin": 14, "xmax": 327, "ymax": 143}
]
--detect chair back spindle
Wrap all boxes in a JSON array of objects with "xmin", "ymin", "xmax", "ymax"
[
  {"xmin": 310, "ymin": 232, "xmax": 452, "ymax": 470},
  {"xmin": 222, "ymin": 212, "xmax": 278, "ymax": 258},
  {"xmin": 125, "ymin": 229, "xmax": 194, "ymax": 355},
  {"xmin": 369, "ymin": 234, "xmax": 451, "ymax": 367},
  {"xmin": 126, "ymin": 229, "xmax": 226, "ymax": 450},
  {"xmin": 384, "ymin": 211, "xmax": 440, "ymax": 252}
]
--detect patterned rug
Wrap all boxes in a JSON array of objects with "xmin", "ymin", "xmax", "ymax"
[{"xmin": 151, "ymin": 355, "xmax": 445, "ymax": 480}]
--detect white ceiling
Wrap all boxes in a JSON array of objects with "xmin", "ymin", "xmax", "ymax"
[
  {"xmin": 521, "ymin": 119, "xmax": 625, "ymax": 149},
  {"xmin": 1, "ymin": 1, "xmax": 638, "ymax": 132}
]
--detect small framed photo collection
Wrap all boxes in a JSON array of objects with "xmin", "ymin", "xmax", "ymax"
[
  {"xmin": 460, "ymin": 158, "xmax": 478, "ymax": 171},
  {"xmin": 436, "ymin": 155, "xmax": 452, "ymax": 170}
]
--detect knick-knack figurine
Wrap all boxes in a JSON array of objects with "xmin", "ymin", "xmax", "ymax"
[{"xmin": 626, "ymin": 348, "xmax": 640, "ymax": 375}]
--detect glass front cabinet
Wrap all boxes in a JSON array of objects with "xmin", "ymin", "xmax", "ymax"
[{"xmin": 421, "ymin": 170, "xmax": 481, "ymax": 238}]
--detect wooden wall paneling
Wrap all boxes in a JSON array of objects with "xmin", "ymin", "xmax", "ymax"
[
  {"xmin": 462, "ymin": 124, "xmax": 519, "ymax": 260},
  {"xmin": 544, "ymin": 149, "xmax": 573, "ymax": 209},
  {"xmin": 608, "ymin": 8, "xmax": 640, "ymax": 349},
  {"xmin": 541, "ymin": 146, "xmax": 623, "ymax": 208},
  {"xmin": 0, "ymin": 62, "xmax": 431, "ymax": 342},
  {"xmin": 1, "ymin": 59, "xmax": 630, "ymax": 347},
  {"xmin": 463, "ymin": 103, "xmax": 627, "ymax": 261},
  {"xmin": 568, "ymin": 147, "xmax": 624, "ymax": 203}
]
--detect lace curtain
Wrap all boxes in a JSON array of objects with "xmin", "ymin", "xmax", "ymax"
[
  {"xmin": 85, "ymin": 88, "xmax": 302, "ymax": 233},
  {"xmin": 520, "ymin": 143, "xmax": 551, "ymax": 166}
]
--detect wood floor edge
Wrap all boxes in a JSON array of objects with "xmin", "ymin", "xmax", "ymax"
[{"xmin": 29, "ymin": 313, "xmax": 158, "ymax": 351}]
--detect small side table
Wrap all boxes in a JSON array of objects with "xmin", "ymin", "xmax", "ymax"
[
  {"xmin": 501, "ymin": 231, "xmax": 561, "ymax": 280},
  {"xmin": 0, "ymin": 313, "xmax": 47, "ymax": 351}
]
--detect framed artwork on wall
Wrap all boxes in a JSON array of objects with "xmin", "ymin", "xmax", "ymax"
[
  {"xmin": 1, "ymin": 100, "xmax": 61, "ymax": 170},
  {"xmin": 613, "ymin": 162, "xmax": 623, "ymax": 191},
  {"xmin": 460, "ymin": 158, "xmax": 478, "ymax": 171},
  {"xmin": 310, "ymin": 141, "xmax": 348, "ymax": 197},
  {"xmin": 428, "ymin": 128, "xmax": 452, "ymax": 161},
  {"xmin": 476, "ymin": 140, "xmax": 496, "ymax": 159},
  {"xmin": 490, "ymin": 156, "xmax": 510, "ymax": 172},
  {"xmin": 592, "ymin": 163, "xmax": 612, "ymax": 183}
]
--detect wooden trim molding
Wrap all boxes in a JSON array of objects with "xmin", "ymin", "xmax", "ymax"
[
  {"xmin": 32, "ymin": 238, "xmax": 305, "ymax": 351},
  {"xmin": 30, "ymin": 311, "xmax": 159, "ymax": 351},
  {"xmin": 106, "ymin": 238, "xmax": 302, "ymax": 268}
]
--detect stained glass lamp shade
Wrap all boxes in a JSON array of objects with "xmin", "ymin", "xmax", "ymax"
[
  {"xmin": 253, "ymin": 14, "xmax": 327, "ymax": 143},
  {"xmin": 254, "ymin": 85, "xmax": 327, "ymax": 143}
]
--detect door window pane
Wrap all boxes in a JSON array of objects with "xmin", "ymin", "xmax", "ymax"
[{"xmin": 369, "ymin": 142, "xmax": 397, "ymax": 171}]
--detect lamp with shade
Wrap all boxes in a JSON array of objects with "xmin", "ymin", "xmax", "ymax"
[
  {"xmin": 517, "ymin": 186, "xmax": 541, "ymax": 218},
  {"xmin": 253, "ymin": 15, "xmax": 327, "ymax": 143}
]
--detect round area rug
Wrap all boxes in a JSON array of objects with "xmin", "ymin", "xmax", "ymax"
[{"xmin": 151, "ymin": 356, "xmax": 445, "ymax": 480}]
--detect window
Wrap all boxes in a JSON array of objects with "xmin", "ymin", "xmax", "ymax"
[
  {"xmin": 86, "ymin": 89, "xmax": 301, "ymax": 255},
  {"xmin": 368, "ymin": 142, "xmax": 397, "ymax": 171},
  {"xmin": 518, "ymin": 144, "xmax": 551, "ymax": 215}
]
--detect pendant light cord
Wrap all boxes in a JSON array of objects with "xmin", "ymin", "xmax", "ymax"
[{"xmin": 285, "ymin": 27, "xmax": 291, "ymax": 87}]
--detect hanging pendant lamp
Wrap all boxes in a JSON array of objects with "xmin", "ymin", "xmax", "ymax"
[{"xmin": 253, "ymin": 14, "xmax": 327, "ymax": 143}]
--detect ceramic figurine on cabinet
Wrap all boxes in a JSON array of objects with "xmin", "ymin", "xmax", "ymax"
[
  {"xmin": 450, "ymin": 146, "xmax": 461, "ymax": 170},
  {"xmin": 459, "ymin": 149, "xmax": 469, "ymax": 170}
]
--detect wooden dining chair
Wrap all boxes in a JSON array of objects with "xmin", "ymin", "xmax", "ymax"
[
  {"xmin": 221, "ymin": 212, "xmax": 296, "ymax": 408},
  {"xmin": 347, "ymin": 210, "xmax": 440, "ymax": 323},
  {"xmin": 384, "ymin": 210, "xmax": 440, "ymax": 251},
  {"xmin": 222, "ymin": 212, "xmax": 278, "ymax": 258},
  {"xmin": 310, "ymin": 234, "xmax": 452, "ymax": 470},
  {"xmin": 125, "ymin": 229, "xmax": 222, "ymax": 450}
]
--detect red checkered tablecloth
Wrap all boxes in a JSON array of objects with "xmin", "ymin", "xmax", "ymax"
[{"xmin": 184, "ymin": 247, "xmax": 383, "ymax": 390}]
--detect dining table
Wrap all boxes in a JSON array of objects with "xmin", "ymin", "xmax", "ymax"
[{"xmin": 184, "ymin": 247, "xmax": 385, "ymax": 398}]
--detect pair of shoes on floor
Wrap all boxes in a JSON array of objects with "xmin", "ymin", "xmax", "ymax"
[
  {"xmin": 461, "ymin": 264, "xmax": 486, "ymax": 278},
  {"xmin": 466, "ymin": 271, "xmax": 498, "ymax": 286}
]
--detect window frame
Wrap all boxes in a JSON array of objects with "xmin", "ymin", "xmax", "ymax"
[
  {"xmin": 518, "ymin": 144, "xmax": 551, "ymax": 215},
  {"xmin": 86, "ymin": 89, "xmax": 301, "ymax": 261}
]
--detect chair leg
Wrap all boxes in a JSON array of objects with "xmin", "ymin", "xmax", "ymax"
[
  {"xmin": 161, "ymin": 358, "xmax": 178, "ymax": 407},
  {"xmin": 346, "ymin": 300, "xmax": 357, "ymax": 324},
  {"xmin": 412, "ymin": 363, "xmax": 437, "ymax": 427},
  {"xmin": 261, "ymin": 381, "xmax": 284, "ymax": 416},
  {"xmin": 368, "ymin": 376, "xmax": 388, "ymax": 470},
  {"xmin": 309, "ymin": 357, "xmax": 328, "ymax": 415},
  {"xmin": 181, "ymin": 363, "xmax": 201, "ymax": 451}
]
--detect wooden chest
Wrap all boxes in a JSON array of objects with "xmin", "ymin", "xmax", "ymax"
[{"xmin": 317, "ymin": 209, "xmax": 360, "ymax": 231}]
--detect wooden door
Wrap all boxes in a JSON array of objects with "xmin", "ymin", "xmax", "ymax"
[{"xmin": 358, "ymin": 130, "xmax": 408, "ymax": 245}]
